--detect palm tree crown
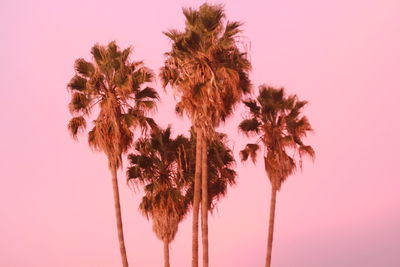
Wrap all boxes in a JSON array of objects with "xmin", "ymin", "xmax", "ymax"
[
  {"xmin": 127, "ymin": 126, "xmax": 189, "ymax": 244},
  {"xmin": 160, "ymin": 3, "xmax": 251, "ymax": 135},
  {"xmin": 239, "ymin": 85, "xmax": 315, "ymax": 189},
  {"xmin": 67, "ymin": 41, "xmax": 158, "ymax": 169},
  {"xmin": 127, "ymin": 126, "xmax": 237, "ymax": 239}
]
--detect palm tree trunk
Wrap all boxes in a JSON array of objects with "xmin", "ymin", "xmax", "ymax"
[
  {"xmin": 192, "ymin": 127, "xmax": 203, "ymax": 267},
  {"xmin": 265, "ymin": 186, "xmax": 277, "ymax": 267},
  {"xmin": 111, "ymin": 166, "xmax": 129, "ymax": 267},
  {"xmin": 163, "ymin": 239, "xmax": 170, "ymax": 267},
  {"xmin": 201, "ymin": 138, "xmax": 209, "ymax": 267}
]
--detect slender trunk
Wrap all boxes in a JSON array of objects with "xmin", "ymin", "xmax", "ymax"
[
  {"xmin": 111, "ymin": 167, "xmax": 129, "ymax": 267},
  {"xmin": 201, "ymin": 138, "xmax": 209, "ymax": 267},
  {"xmin": 192, "ymin": 127, "xmax": 203, "ymax": 267},
  {"xmin": 265, "ymin": 187, "xmax": 277, "ymax": 267},
  {"xmin": 163, "ymin": 239, "xmax": 170, "ymax": 267}
]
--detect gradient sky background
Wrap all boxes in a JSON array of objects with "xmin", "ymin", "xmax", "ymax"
[{"xmin": 1, "ymin": 0, "xmax": 400, "ymax": 266}]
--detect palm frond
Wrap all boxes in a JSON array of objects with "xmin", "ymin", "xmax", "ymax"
[
  {"xmin": 238, "ymin": 119, "xmax": 260, "ymax": 135},
  {"xmin": 132, "ymin": 67, "xmax": 154, "ymax": 89},
  {"xmin": 68, "ymin": 92, "xmax": 91, "ymax": 114},
  {"xmin": 224, "ymin": 21, "xmax": 242, "ymax": 38},
  {"xmin": 107, "ymin": 41, "xmax": 119, "ymax": 59},
  {"xmin": 67, "ymin": 116, "xmax": 86, "ymax": 139},
  {"xmin": 87, "ymin": 126, "xmax": 98, "ymax": 150},
  {"xmin": 243, "ymin": 99, "xmax": 260, "ymax": 116},
  {"xmin": 198, "ymin": 3, "xmax": 225, "ymax": 32},
  {"xmin": 239, "ymin": 143, "xmax": 260, "ymax": 163},
  {"xmin": 90, "ymin": 44, "xmax": 106, "ymax": 64},
  {"xmin": 145, "ymin": 117, "xmax": 158, "ymax": 130},
  {"xmin": 67, "ymin": 75, "xmax": 87, "ymax": 92},
  {"xmin": 182, "ymin": 7, "xmax": 198, "ymax": 28},
  {"xmin": 127, "ymin": 165, "xmax": 140, "ymax": 179},
  {"xmin": 163, "ymin": 29, "xmax": 182, "ymax": 42},
  {"xmin": 299, "ymin": 145, "xmax": 315, "ymax": 161},
  {"xmin": 74, "ymin": 58, "xmax": 95, "ymax": 77},
  {"xmin": 135, "ymin": 87, "xmax": 159, "ymax": 100},
  {"xmin": 121, "ymin": 47, "xmax": 132, "ymax": 63}
]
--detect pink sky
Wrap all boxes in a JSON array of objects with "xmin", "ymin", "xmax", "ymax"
[{"xmin": 1, "ymin": 0, "xmax": 400, "ymax": 266}]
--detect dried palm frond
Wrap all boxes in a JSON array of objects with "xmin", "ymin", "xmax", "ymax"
[{"xmin": 67, "ymin": 116, "xmax": 86, "ymax": 139}]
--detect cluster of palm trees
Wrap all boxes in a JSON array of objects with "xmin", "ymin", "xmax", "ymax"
[{"xmin": 66, "ymin": 3, "xmax": 314, "ymax": 267}]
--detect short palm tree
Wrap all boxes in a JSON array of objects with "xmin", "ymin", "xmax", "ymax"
[
  {"xmin": 160, "ymin": 4, "xmax": 251, "ymax": 266},
  {"xmin": 67, "ymin": 41, "xmax": 158, "ymax": 267},
  {"xmin": 239, "ymin": 85, "xmax": 315, "ymax": 267},
  {"xmin": 127, "ymin": 126, "xmax": 189, "ymax": 267},
  {"xmin": 127, "ymin": 126, "xmax": 237, "ymax": 267}
]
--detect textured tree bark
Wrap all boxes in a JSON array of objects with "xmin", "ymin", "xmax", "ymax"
[
  {"xmin": 111, "ymin": 167, "xmax": 129, "ymax": 267},
  {"xmin": 192, "ymin": 127, "xmax": 203, "ymax": 267},
  {"xmin": 265, "ymin": 187, "xmax": 277, "ymax": 267},
  {"xmin": 164, "ymin": 239, "xmax": 170, "ymax": 267},
  {"xmin": 201, "ymin": 138, "xmax": 209, "ymax": 267}
]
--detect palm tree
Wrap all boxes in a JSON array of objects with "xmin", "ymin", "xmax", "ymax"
[
  {"xmin": 66, "ymin": 41, "xmax": 158, "ymax": 267},
  {"xmin": 127, "ymin": 126, "xmax": 237, "ymax": 267},
  {"xmin": 127, "ymin": 127, "xmax": 190, "ymax": 267},
  {"xmin": 239, "ymin": 85, "xmax": 315, "ymax": 267},
  {"xmin": 160, "ymin": 4, "xmax": 251, "ymax": 266}
]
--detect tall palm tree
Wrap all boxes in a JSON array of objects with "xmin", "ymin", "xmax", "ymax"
[
  {"xmin": 160, "ymin": 4, "xmax": 251, "ymax": 266},
  {"xmin": 66, "ymin": 41, "xmax": 158, "ymax": 267},
  {"xmin": 239, "ymin": 85, "xmax": 315, "ymax": 267},
  {"xmin": 127, "ymin": 127, "xmax": 190, "ymax": 267}
]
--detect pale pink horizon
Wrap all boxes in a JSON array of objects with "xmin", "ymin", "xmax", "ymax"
[{"xmin": 1, "ymin": 0, "xmax": 399, "ymax": 266}]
